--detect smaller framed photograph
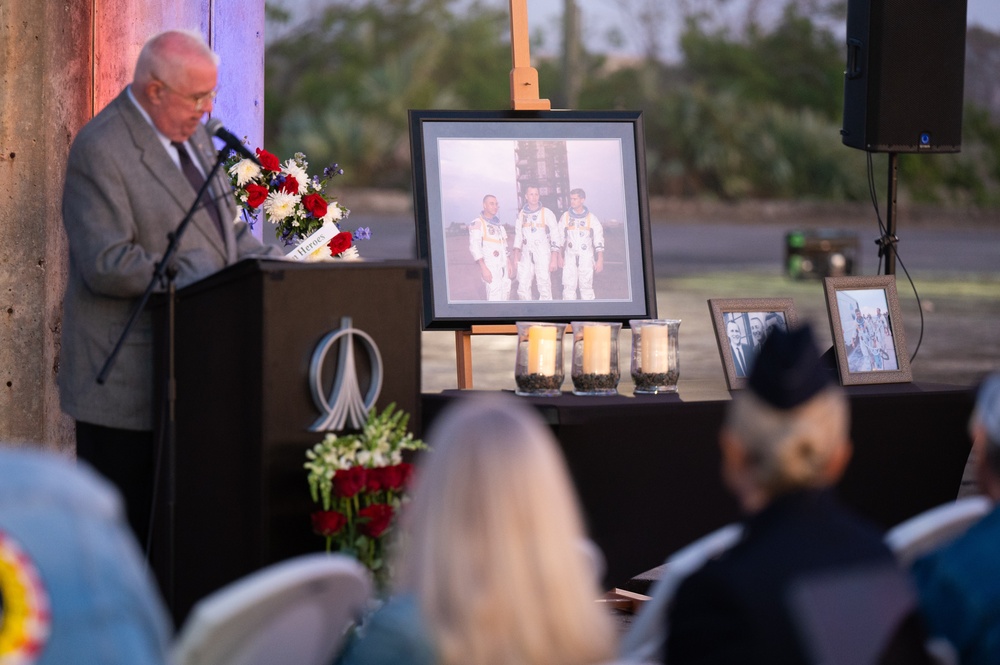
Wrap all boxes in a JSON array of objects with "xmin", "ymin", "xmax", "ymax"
[
  {"xmin": 709, "ymin": 298, "xmax": 799, "ymax": 390},
  {"xmin": 823, "ymin": 275, "xmax": 912, "ymax": 385}
]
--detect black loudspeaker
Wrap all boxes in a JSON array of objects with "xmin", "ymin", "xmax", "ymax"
[{"xmin": 841, "ymin": 0, "xmax": 968, "ymax": 153}]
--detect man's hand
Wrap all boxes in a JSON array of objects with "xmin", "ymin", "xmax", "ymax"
[
  {"xmin": 480, "ymin": 261, "xmax": 493, "ymax": 283},
  {"xmin": 595, "ymin": 252, "xmax": 604, "ymax": 273}
]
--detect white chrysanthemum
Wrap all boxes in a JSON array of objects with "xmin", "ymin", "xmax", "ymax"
[
  {"xmin": 281, "ymin": 159, "xmax": 309, "ymax": 194},
  {"xmin": 339, "ymin": 245, "xmax": 361, "ymax": 261},
  {"xmin": 263, "ymin": 191, "xmax": 300, "ymax": 222},
  {"xmin": 322, "ymin": 204, "xmax": 344, "ymax": 224},
  {"xmin": 228, "ymin": 159, "xmax": 261, "ymax": 186}
]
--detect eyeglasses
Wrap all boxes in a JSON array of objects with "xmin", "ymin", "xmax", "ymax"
[{"xmin": 152, "ymin": 74, "xmax": 218, "ymax": 111}]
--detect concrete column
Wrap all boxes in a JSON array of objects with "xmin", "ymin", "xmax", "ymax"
[
  {"xmin": 0, "ymin": 0, "xmax": 92, "ymax": 451},
  {"xmin": 0, "ymin": 0, "xmax": 265, "ymax": 450},
  {"xmin": 211, "ymin": 0, "xmax": 267, "ymax": 241}
]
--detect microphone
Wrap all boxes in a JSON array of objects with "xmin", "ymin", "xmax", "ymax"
[{"xmin": 205, "ymin": 118, "xmax": 260, "ymax": 166}]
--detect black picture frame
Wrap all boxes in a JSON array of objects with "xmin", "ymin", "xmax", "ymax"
[{"xmin": 409, "ymin": 109, "xmax": 656, "ymax": 330}]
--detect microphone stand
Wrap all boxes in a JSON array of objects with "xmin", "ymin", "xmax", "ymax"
[{"xmin": 96, "ymin": 148, "xmax": 229, "ymax": 614}]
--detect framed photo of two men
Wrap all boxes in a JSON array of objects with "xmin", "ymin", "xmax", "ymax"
[
  {"xmin": 709, "ymin": 298, "xmax": 799, "ymax": 390},
  {"xmin": 408, "ymin": 109, "xmax": 656, "ymax": 330}
]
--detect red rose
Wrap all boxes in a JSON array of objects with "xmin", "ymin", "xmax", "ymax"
[
  {"xmin": 332, "ymin": 466, "xmax": 367, "ymax": 498},
  {"xmin": 311, "ymin": 510, "xmax": 347, "ymax": 537},
  {"xmin": 279, "ymin": 175, "xmax": 299, "ymax": 195},
  {"xmin": 255, "ymin": 148, "xmax": 280, "ymax": 171},
  {"xmin": 302, "ymin": 193, "xmax": 328, "ymax": 219},
  {"xmin": 245, "ymin": 183, "xmax": 269, "ymax": 209},
  {"xmin": 366, "ymin": 467, "xmax": 386, "ymax": 493},
  {"xmin": 358, "ymin": 504, "xmax": 395, "ymax": 538},
  {"xmin": 397, "ymin": 462, "xmax": 414, "ymax": 488},
  {"xmin": 328, "ymin": 231, "xmax": 353, "ymax": 257},
  {"xmin": 381, "ymin": 463, "xmax": 413, "ymax": 491}
]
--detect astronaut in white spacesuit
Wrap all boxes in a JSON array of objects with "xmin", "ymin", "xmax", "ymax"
[
  {"xmin": 558, "ymin": 188, "xmax": 604, "ymax": 300},
  {"xmin": 468, "ymin": 194, "xmax": 512, "ymax": 301},
  {"xmin": 512, "ymin": 185, "xmax": 559, "ymax": 301}
]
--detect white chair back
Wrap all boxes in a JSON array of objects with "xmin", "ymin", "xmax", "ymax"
[
  {"xmin": 619, "ymin": 523, "xmax": 744, "ymax": 663},
  {"xmin": 173, "ymin": 553, "xmax": 373, "ymax": 665},
  {"xmin": 885, "ymin": 496, "xmax": 991, "ymax": 566}
]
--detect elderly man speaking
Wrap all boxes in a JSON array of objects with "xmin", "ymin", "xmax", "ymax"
[{"xmin": 59, "ymin": 30, "xmax": 278, "ymax": 547}]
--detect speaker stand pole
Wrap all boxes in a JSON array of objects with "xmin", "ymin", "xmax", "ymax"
[{"xmin": 883, "ymin": 152, "xmax": 899, "ymax": 276}]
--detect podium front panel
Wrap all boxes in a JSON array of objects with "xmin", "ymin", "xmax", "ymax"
[{"xmin": 154, "ymin": 259, "xmax": 423, "ymax": 622}]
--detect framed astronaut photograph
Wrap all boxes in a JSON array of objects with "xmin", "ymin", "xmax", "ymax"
[
  {"xmin": 824, "ymin": 276, "xmax": 912, "ymax": 386},
  {"xmin": 709, "ymin": 298, "xmax": 799, "ymax": 390},
  {"xmin": 408, "ymin": 109, "xmax": 656, "ymax": 330}
]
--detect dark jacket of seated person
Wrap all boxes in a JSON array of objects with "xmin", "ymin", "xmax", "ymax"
[
  {"xmin": 911, "ymin": 373, "xmax": 1000, "ymax": 665},
  {"xmin": 666, "ymin": 326, "xmax": 932, "ymax": 665}
]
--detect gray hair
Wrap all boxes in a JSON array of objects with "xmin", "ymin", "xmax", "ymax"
[
  {"xmin": 972, "ymin": 373, "xmax": 1000, "ymax": 474},
  {"xmin": 725, "ymin": 385, "xmax": 849, "ymax": 494}
]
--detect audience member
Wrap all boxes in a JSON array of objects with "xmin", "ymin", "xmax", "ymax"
[
  {"xmin": 0, "ymin": 446, "xmax": 171, "ymax": 664},
  {"xmin": 335, "ymin": 393, "xmax": 616, "ymax": 665},
  {"xmin": 911, "ymin": 373, "xmax": 1000, "ymax": 665},
  {"xmin": 666, "ymin": 326, "xmax": 931, "ymax": 665}
]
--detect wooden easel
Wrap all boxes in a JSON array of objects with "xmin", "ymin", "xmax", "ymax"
[
  {"xmin": 454, "ymin": 0, "xmax": 552, "ymax": 389},
  {"xmin": 508, "ymin": 0, "xmax": 552, "ymax": 112}
]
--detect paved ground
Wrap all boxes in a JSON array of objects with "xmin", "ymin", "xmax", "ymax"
[{"xmin": 340, "ymin": 197, "xmax": 1000, "ymax": 395}]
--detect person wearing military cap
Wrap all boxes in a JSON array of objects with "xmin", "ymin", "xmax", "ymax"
[{"xmin": 667, "ymin": 325, "xmax": 932, "ymax": 665}]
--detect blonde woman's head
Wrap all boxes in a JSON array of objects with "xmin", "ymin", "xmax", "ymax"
[{"xmin": 396, "ymin": 393, "xmax": 615, "ymax": 665}]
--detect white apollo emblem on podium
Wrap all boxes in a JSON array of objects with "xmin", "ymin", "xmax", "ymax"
[{"xmin": 308, "ymin": 316, "xmax": 383, "ymax": 431}]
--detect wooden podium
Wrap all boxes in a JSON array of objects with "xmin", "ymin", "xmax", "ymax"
[{"xmin": 152, "ymin": 258, "xmax": 423, "ymax": 623}]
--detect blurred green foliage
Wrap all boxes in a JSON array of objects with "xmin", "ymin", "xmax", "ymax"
[{"xmin": 264, "ymin": 0, "xmax": 1000, "ymax": 205}]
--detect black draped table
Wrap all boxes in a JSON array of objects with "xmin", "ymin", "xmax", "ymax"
[{"xmin": 421, "ymin": 382, "xmax": 974, "ymax": 590}]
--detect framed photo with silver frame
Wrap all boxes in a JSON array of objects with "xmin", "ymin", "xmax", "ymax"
[
  {"xmin": 824, "ymin": 275, "xmax": 912, "ymax": 385},
  {"xmin": 408, "ymin": 109, "xmax": 656, "ymax": 330},
  {"xmin": 709, "ymin": 298, "xmax": 798, "ymax": 390}
]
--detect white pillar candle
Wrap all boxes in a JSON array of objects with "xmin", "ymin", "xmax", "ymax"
[
  {"xmin": 527, "ymin": 325, "xmax": 558, "ymax": 376},
  {"xmin": 641, "ymin": 324, "xmax": 669, "ymax": 373},
  {"xmin": 582, "ymin": 324, "xmax": 611, "ymax": 375}
]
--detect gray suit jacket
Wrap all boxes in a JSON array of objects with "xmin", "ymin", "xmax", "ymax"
[{"xmin": 59, "ymin": 88, "xmax": 278, "ymax": 430}]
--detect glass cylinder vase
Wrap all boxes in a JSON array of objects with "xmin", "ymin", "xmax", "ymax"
[
  {"xmin": 570, "ymin": 321, "xmax": 622, "ymax": 396},
  {"xmin": 629, "ymin": 319, "xmax": 681, "ymax": 394},
  {"xmin": 514, "ymin": 322, "xmax": 567, "ymax": 396}
]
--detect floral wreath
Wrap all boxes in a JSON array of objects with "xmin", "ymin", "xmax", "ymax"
[{"xmin": 225, "ymin": 149, "xmax": 370, "ymax": 259}]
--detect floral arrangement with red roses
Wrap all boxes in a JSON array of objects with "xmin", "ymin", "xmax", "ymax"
[
  {"xmin": 304, "ymin": 404, "xmax": 426, "ymax": 586},
  {"xmin": 224, "ymin": 148, "xmax": 370, "ymax": 259}
]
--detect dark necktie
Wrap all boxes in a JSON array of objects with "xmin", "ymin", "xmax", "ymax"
[{"xmin": 172, "ymin": 141, "xmax": 225, "ymax": 241}]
